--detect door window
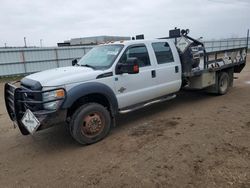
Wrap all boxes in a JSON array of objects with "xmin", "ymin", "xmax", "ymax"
[
  {"xmin": 152, "ymin": 42, "xmax": 174, "ymax": 64},
  {"xmin": 119, "ymin": 45, "xmax": 151, "ymax": 67}
]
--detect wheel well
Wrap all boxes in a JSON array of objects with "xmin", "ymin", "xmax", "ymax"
[{"xmin": 67, "ymin": 93, "xmax": 112, "ymax": 118}]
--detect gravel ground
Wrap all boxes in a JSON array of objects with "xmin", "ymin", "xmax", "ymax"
[{"xmin": 0, "ymin": 57, "xmax": 249, "ymax": 188}]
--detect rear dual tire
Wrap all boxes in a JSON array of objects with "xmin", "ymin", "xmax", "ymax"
[{"xmin": 218, "ymin": 72, "xmax": 230, "ymax": 95}]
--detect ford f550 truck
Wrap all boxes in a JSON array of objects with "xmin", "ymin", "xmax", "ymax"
[{"xmin": 4, "ymin": 29, "xmax": 248, "ymax": 145}]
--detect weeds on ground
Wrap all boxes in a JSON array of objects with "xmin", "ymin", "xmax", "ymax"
[{"xmin": 0, "ymin": 75, "xmax": 24, "ymax": 83}]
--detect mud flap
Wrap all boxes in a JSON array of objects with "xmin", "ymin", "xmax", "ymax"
[{"xmin": 234, "ymin": 63, "xmax": 246, "ymax": 73}]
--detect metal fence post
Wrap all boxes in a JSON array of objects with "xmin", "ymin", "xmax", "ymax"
[
  {"xmin": 21, "ymin": 51, "xmax": 27, "ymax": 74},
  {"xmin": 83, "ymin": 48, "xmax": 86, "ymax": 57},
  {"xmin": 54, "ymin": 48, "xmax": 59, "ymax": 68},
  {"xmin": 247, "ymin": 29, "xmax": 249, "ymax": 53}
]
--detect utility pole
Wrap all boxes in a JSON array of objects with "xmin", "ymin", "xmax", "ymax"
[
  {"xmin": 40, "ymin": 39, "xmax": 43, "ymax": 47},
  {"xmin": 24, "ymin": 37, "xmax": 27, "ymax": 48}
]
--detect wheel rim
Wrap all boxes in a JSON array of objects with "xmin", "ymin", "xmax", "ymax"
[
  {"xmin": 81, "ymin": 112, "xmax": 105, "ymax": 138},
  {"xmin": 220, "ymin": 76, "xmax": 228, "ymax": 93}
]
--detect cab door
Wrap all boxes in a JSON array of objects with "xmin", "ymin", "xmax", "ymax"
[
  {"xmin": 114, "ymin": 44, "xmax": 157, "ymax": 109},
  {"xmin": 150, "ymin": 41, "xmax": 182, "ymax": 96}
]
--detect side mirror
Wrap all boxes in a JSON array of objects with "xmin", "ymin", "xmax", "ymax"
[
  {"xmin": 72, "ymin": 59, "xmax": 78, "ymax": 66},
  {"xmin": 116, "ymin": 57, "xmax": 139, "ymax": 75}
]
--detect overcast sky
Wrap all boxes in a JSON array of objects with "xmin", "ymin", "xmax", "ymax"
[{"xmin": 0, "ymin": 0, "xmax": 249, "ymax": 47}]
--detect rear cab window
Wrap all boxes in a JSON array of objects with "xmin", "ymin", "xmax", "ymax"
[{"xmin": 152, "ymin": 42, "xmax": 174, "ymax": 64}]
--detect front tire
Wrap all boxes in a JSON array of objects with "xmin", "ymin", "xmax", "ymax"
[{"xmin": 70, "ymin": 103, "xmax": 111, "ymax": 145}]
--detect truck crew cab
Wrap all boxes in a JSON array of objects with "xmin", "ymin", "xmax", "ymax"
[{"xmin": 4, "ymin": 29, "xmax": 247, "ymax": 145}]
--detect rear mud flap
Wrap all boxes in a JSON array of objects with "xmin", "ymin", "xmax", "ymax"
[{"xmin": 234, "ymin": 63, "xmax": 246, "ymax": 73}]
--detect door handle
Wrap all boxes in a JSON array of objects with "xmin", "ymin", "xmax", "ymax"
[
  {"xmin": 175, "ymin": 66, "xmax": 179, "ymax": 73},
  {"xmin": 151, "ymin": 70, "xmax": 156, "ymax": 78}
]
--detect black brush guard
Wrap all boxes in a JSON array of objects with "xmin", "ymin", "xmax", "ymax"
[{"xmin": 4, "ymin": 82, "xmax": 66, "ymax": 135}]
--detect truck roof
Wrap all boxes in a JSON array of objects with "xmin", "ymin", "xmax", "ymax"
[{"xmin": 103, "ymin": 39, "xmax": 173, "ymax": 46}]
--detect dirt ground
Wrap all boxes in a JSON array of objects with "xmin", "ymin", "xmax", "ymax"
[{"xmin": 0, "ymin": 59, "xmax": 250, "ymax": 188}]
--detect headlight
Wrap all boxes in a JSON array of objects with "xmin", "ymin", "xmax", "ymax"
[{"xmin": 42, "ymin": 89, "xmax": 65, "ymax": 110}]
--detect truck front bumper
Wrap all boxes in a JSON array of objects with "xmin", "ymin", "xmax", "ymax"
[{"xmin": 4, "ymin": 82, "xmax": 67, "ymax": 135}]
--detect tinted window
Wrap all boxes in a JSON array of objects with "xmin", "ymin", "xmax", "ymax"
[
  {"xmin": 120, "ymin": 45, "xmax": 151, "ymax": 67},
  {"xmin": 152, "ymin": 42, "xmax": 174, "ymax": 64}
]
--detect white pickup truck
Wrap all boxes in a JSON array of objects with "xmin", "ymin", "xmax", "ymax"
[{"xmin": 5, "ymin": 29, "xmax": 248, "ymax": 145}]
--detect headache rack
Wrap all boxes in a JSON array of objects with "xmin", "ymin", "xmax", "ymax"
[{"xmin": 167, "ymin": 28, "xmax": 248, "ymax": 77}]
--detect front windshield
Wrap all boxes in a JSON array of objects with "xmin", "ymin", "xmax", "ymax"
[{"xmin": 78, "ymin": 44, "xmax": 124, "ymax": 69}]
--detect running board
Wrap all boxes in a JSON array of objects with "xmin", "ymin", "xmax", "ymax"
[{"xmin": 119, "ymin": 94, "xmax": 176, "ymax": 114}]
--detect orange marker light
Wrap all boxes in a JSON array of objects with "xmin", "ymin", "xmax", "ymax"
[{"xmin": 56, "ymin": 89, "xmax": 65, "ymax": 98}]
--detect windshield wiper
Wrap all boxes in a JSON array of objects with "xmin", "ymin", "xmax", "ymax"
[{"xmin": 80, "ymin": 64, "xmax": 95, "ymax": 70}]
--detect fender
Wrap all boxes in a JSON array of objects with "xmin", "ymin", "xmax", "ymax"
[{"xmin": 62, "ymin": 82, "xmax": 118, "ymax": 115}]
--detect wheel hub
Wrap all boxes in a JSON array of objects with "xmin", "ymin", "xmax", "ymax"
[{"xmin": 81, "ymin": 113, "xmax": 104, "ymax": 137}]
